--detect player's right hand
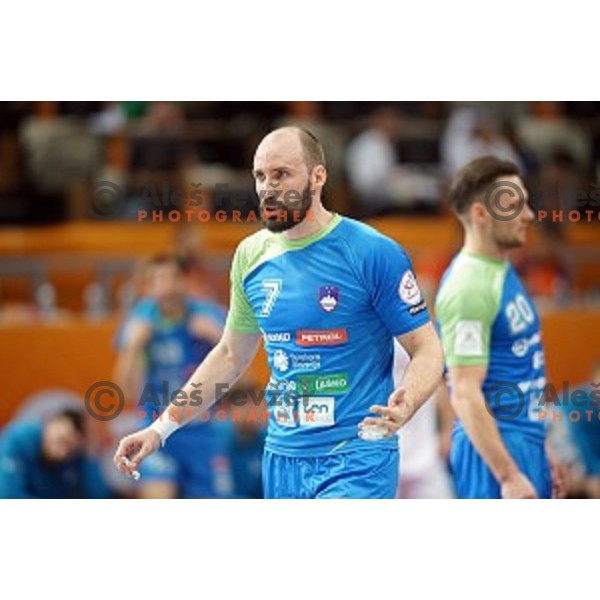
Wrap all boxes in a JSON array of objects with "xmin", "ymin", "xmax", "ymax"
[
  {"xmin": 113, "ymin": 428, "xmax": 161, "ymax": 478},
  {"xmin": 500, "ymin": 472, "xmax": 537, "ymax": 499}
]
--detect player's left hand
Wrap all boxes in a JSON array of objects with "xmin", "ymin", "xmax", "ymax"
[{"xmin": 358, "ymin": 388, "xmax": 415, "ymax": 437}]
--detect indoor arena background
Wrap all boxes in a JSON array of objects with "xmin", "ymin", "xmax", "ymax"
[{"xmin": 0, "ymin": 101, "xmax": 599, "ymax": 498}]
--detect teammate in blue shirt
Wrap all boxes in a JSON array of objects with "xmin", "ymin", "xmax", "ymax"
[
  {"xmin": 0, "ymin": 409, "xmax": 108, "ymax": 499},
  {"xmin": 435, "ymin": 156, "xmax": 566, "ymax": 499},
  {"xmin": 114, "ymin": 127, "xmax": 444, "ymax": 499},
  {"xmin": 114, "ymin": 254, "xmax": 232, "ymax": 498}
]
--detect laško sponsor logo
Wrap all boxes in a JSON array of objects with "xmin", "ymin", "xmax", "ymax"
[
  {"xmin": 296, "ymin": 329, "xmax": 348, "ymax": 347},
  {"xmin": 297, "ymin": 372, "xmax": 349, "ymax": 395}
]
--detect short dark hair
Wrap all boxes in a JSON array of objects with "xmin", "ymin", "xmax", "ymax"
[
  {"xmin": 297, "ymin": 128, "xmax": 326, "ymax": 172},
  {"xmin": 53, "ymin": 408, "xmax": 85, "ymax": 435},
  {"xmin": 147, "ymin": 253, "xmax": 186, "ymax": 274},
  {"xmin": 448, "ymin": 156, "xmax": 521, "ymax": 216}
]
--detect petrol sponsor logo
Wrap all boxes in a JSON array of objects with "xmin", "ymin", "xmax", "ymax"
[
  {"xmin": 296, "ymin": 328, "xmax": 348, "ymax": 347},
  {"xmin": 297, "ymin": 372, "xmax": 350, "ymax": 395}
]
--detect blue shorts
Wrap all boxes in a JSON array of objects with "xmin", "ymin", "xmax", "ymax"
[
  {"xmin": 450, "ymin": 430, "xmax": 551, "ymax": 499},
  {"xmin": 140, "ymin": 424, "xmax": 232, "ymax": 498},
  {"xmin": 262, "ymin": 447, "xmax": 399, "ymax": 499}
]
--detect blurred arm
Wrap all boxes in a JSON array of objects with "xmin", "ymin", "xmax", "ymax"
[
  {"xmin": 189, "ymin": 314, "xmax": 223, "ymax": 345},
  {"xmin": 432, "ymin": 381, "xmax": 455, "ymax": 460},
  {"xmin": 154, "ymin": 325, "xmax": 262, "ymax": 430},
  {"xmin": 113, "ymin": 320, "xmax": 152, "ymax": 403},
  {"xmin": 395, "ymin": 322, "xmax": 445, "ymax": 417},
  {"xmin": 448, "ymin": 364, "xmax": 521, "ymax": 484}
]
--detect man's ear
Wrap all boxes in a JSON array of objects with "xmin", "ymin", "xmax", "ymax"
[
  {"xmin": 470, "ymin": 202, "xmax": 488, "ymax": 224},
  {"xmin": 312, "ymin": 165, "xmax": 327, "ymax": 188}
]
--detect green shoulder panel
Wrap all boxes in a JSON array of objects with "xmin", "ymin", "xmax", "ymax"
[
  {"xmin": 225, "ymin": 229, "xmax": 285, "ymax": 334},
  {"xmin": 435, "ymin": 252, "xmax": 508, "ymax": 367}
]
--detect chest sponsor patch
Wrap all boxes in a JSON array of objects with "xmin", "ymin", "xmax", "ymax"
[
  {"xmin": 297, "ymin": 372, "xmax": 349, "ymax": 395},
  {"xmin": 264, "ymin": 331, "xmax": 292, "ymax": 343},
  {"xmin": 272, "ymin": 350, "xmax": 321, "ymax": 373},
  {"xmin": 296, "ymin": 329, "xmax": 348, "ymax": 347},
  {"xmin": 299, "ymin": 396, "xmax": 335, "ymax": 427}
]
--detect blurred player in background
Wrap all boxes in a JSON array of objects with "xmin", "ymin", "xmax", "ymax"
[
  {"xmin": 219, "ymin": 384, "xmax": 267, "ymax": 499},
  {"xmin": 393, "ymin": 342, "xmax": 454, "ymax": 498},
  {"xmin": 551, "ymin": 361, "xmax": 600, "ymax": 498},
  {"xmin": 114, "ymin": 254, "xmax": 233, "ymax": 498},
  {"xmin": 435, "ymin": 156, "xmax": 565, "ymax": 499},
  {"xmin": 115, "ymin": 126, "xmax": 444, "ymax": 498},
  {"xmin": 0, "ymin": 408, "xmax": 108, "ymax": 499}
]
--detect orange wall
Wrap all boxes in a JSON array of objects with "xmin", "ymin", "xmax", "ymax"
[
  {"xmin": 0, "ymin": 218, "xmax": 597, "ymax": 258},
  {"xmin": 0, "ymin": 309, "xmax": 598, "ymax": 426}
]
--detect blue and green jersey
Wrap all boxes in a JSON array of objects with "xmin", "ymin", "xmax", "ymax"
[
  {"xmin": 436, "ymin": 250, "xmax": 547, "ymax": 441},
  {"xmin": 226, "ymin": 214, "xmax": 431, "ymax": 456}
]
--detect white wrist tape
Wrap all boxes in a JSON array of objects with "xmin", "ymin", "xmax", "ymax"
[{"xmin": 149, "ymin": 411, "xmax": 181, "ymax": 446}]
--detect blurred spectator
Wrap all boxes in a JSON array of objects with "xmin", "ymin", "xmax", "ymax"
[
  {"xmin": 20, "ymin": 101, "xmax": 101, "ymax": 194},
  {"xmin": 88, "ymin": 102, "xmax": 127, "ymax": 135},
  {"xmin": 130, "ymin": 102, "xmax": 194, "ymax": 173},
  {"xmin": 534, "ymin": 151, "xmax": 584, "ymax": 219},
  {"xmin": 516, "ymin": 101, "xmax": 591, "ymax": 172},
  {"xmin": 115, "ymin": 102, "xmax": 198, "ymax": 218},
  {"xmin": 0, "ymin": 408, "xmax": 109, "ymax": 499},
  {"xmin": 346, "ymin": 105, "xmax": 402, "ymax": 215},
  {"xmin": 347, "ymin": 105, "xmax": 442, "ymax": 215},
  {"xmin": 278, "ymin": 102, "xmax": 347, "ymax": 187},
  {"xmin": 441, "ymin": 107, "xmax": 523, "ymax": 176},
  {"xmin": 517, "ymin": 225, "xmax": 572, "ymax": 306}
]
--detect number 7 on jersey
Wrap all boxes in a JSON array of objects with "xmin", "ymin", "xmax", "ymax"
[{"xmin": 260, "ymin": 279, "xmax": 283, "ymax": 317}]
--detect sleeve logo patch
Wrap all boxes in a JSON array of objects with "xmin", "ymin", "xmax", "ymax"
[
  {"xmin": 399, "ymin": 270, "xmax": 423, "ymax": 306},
  {"xmin": 454, "ymin": 320, "xmax": 483, "ymax": 356}
]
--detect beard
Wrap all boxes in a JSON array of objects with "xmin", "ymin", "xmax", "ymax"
[
  {"xmin": 261, "ymin": 182, "xmax": 313, "ymax": 232},
  {"xmin": 492, "ymin": 227, "xmax": 527, "ymax": 250}
]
